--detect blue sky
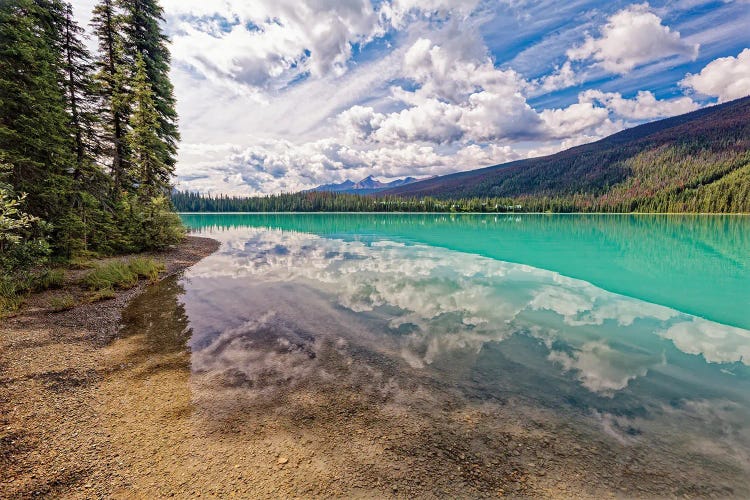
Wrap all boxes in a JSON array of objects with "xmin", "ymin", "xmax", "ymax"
[{"xmin": 71, "ymin": 0, "xmax": 750, "ymax": 195}]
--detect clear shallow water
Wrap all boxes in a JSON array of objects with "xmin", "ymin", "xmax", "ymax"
[{"xmin": 163, "ymin": 214, "xmax": 750, "ymax": 493}]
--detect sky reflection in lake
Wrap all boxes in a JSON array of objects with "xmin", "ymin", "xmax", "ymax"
[{"xmin": 176, "ymin": 214, "xmax": 750, "ymax": 489}]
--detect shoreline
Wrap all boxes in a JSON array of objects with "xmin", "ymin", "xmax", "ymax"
[
  {"xmin": 177, "ymin": 211, "xmax": 750, "ymax": 215},
  {"xmin": 0, "ymin": 236, "xmax": 220, "ymax": 498},
  {"xmin": 2, "ymin": 231, "xmax": 746, "ymax": 498}
]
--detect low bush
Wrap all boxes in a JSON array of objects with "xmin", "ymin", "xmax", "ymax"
[
  {"xmin": 129, "ymin": 257, "xmax": 164, "ymax": 282},
  {"xmin": 49, "ymin": 294, "xmax": 75, "ymax": 312},
  {"xmin": 83, "ymin": 258, "xmax": 164, "ymax": 291},
  {"xmin": 35, "ymin": 268, "xmax": 65, "ymax": 291}
]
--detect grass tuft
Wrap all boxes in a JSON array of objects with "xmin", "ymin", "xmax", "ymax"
[
  {"xmin": 83, "ymin": 258, "xmax": 164, "ymax": 291},
  {"xmin": 128, "ymin": 257, "xmax": 164, "ymax": 282},
  {"xmin": 83, "ymin": 261, "xmax": 137, "ymax": 291},
  {"xmin": 49, "ymin": 294, "xmax": 76, "ymax": 312},
  {"xmin": 88, "ymin": 287, "xmax": 117, "ymax": 303},
  {"xmin": 0, "ymin": 279, "xmax": 23, "ymax": 318},
  {"xmin": 35, "ymin": 269, "xmax": 65, "ymax": 291}
]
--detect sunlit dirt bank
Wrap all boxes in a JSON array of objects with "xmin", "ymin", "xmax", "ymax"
[{"xmin": 0, "ymin": 237, "xmax": 218, "ymax": 498}]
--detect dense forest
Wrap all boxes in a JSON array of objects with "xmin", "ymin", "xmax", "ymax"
[{"xmin": 1, "ymin": 0, "xmax": 183, "ymax": 313}]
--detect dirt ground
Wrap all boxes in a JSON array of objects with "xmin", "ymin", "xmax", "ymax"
[
  {"xmin": 0, "ymin": 235, "xmax": 745, "ymax": 499},
  {"xmin": 0, "ymin": 237, "xmax": 218, "ymax": 498}
]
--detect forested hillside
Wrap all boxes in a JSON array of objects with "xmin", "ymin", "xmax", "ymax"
[
  {"xmin": 1, "ymin": 0, "xmax": 183, "ymax": 312},
  {"xmin": 175, "ymin": 97, "xmax": 749, "ymax": 214},
  {"xmin": 381, "ymin": 96, "xmax": 750, "ymax": 212}
]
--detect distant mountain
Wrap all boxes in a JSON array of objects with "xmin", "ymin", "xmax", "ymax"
[
  {"xmin": 312, "ymin": 175, "xmax": 426, "ymax": 194},
  {"xmin": 380, "ymin": 96, "xmax": 750, "ymax": 213}
]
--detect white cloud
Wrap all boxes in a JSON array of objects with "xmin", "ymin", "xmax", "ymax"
[
  {"xmin": 539, "ymin": 101, "xmax": 613, "ymax": 138},
  {"xmin": 168, "ymin": 0, "xmax": 383, "ymax": 92},
  {"xmin": 660, "ymin": 317, "xmax": 750, "ymax": 366},
  {"xmin": 538, "ymin": 61, "xmax": 578, "ymax": 92},
  {"xmin": 567, "ymin": 3, "xmax": 700, "ymax": 74},
  {"xmin": 71, "ymin": 0, "xmax": 746, "ymax": 195},
  {"xmin": 580, "ymin": 90, "xmax": 699, "ymax": 119},
  {"xmin": 680, "ymin": 48, "xmax": 750, "ymax": 102},
  {"xmin": 336, "ymin": 38, "xmax": 543, "ymax": 146}
]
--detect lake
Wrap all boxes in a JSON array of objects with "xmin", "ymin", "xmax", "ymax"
[{"xmin": 125, "ymin": 213, "xmax": 750, "ymax": 496}]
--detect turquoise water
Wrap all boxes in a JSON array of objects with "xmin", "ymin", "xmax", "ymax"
[
  {"xmin": 171, "ymin": 213, "xmax": 750, "ymax": 492},
  {"xmin": 182, "ymin": 213, "xmax": 750, "ymax": 330}
]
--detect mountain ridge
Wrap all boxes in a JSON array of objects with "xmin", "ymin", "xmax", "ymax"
[
  {"xmin": 311, "ymin": 175, "xmax": 427, "ymax": 194},
  {"xmin": 379, "ymin": 96, "xmax": 750, "ymax": 212}
]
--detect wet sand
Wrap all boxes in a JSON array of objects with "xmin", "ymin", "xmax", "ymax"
[{"xmin": 1, "ymin": 235, "xmax": 745, "ymax": 498}]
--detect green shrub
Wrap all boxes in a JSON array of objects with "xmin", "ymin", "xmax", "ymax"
[
  {"xmin": 128, "ymin": 257, "xmax": 164, "ymax": 282},
  {"xmin": 83, "ymin": 261, "xmax": 138, "ymax": 291},
  {"xmin": 49, "ymin": 294, "xmax": 75, "ymax": 312},
  {"xmin": 35, "ymin": 268, "xmax": 65, "ymax": 291},
  {"xmin": 88, "ymin": 287, "xmax": 116, "ymax": 302}
]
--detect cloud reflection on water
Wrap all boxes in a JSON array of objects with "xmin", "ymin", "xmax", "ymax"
[{"xmin": 186, "ymin": 228, "xmax": 750, "ymax": 401}]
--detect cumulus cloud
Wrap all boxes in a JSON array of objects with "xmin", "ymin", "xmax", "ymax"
[
  {"xmin": 539, "ymin": 101, "xmax": 613, "ymax": 138},
  {"xmin": 567, "ymin": 3, "xmax": 700, "ymax": 74},
  {"xmin": 538, "ymin": 61, "xmax": 578, "ymax": 92},
  {"xmin": 336, "ymin": 37, "xmax": 543, "ymax": 146},
  {"xmin": 680, "ymin": 48, "xmax": 750, "ymax": 102},
  {"xmin": 580, "ymin": 90, "xmax": 699, "ymax": 119},
  {"xmin": 72, "ymin": 0, "xmax": 743, "ymax": 194}
]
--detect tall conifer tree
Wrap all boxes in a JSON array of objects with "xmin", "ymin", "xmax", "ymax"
[
  {"xmin": 91, "ymin": 0, "xmax": 129, "ymax": 192},
  {"xmin": 128, "ymin": 54, "xmax": 168, "ymax": 198},
  {"xmin": 0, "ymin": 0, "xmax": 74, "ymax": 226},
  {"xmin": 61, "ymin": 2, "xmax": 98, "ymax": 178},
  {"xmin": 120, "ymin": 0, "xmax": 179, "ymax": 172}
]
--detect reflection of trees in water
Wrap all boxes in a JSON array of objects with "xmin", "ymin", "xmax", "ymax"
[
  {"xmin": 120, "ymin": 275, "xmax": 192, "ymax": 355},
  {"xmin": 183, "ymin": 212, "xmax": 750, "ymax": 290},
  {"xmin": 182, "ymin": 213, "xmax": 750, "ymax": 263}
]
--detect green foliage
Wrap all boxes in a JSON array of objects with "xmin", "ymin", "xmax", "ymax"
[
  {"xmin": 0, "ymin": 172, "xmax": 52, "ymax": 311},
  {"xmin": 128, "ymin": 54, "xmax": 170, "ymax": 198},
  {"xmin": 0, "ymin": 0, "xmax": 184, "ymax": 290},
  {"xmin": 141, "ymin": 196, "xmax": 185, "ymax": 249},
  {"xmin": 36, "ymin": 269, "xmax": 66, "ymax": 291},
  {"xmin": 83, "ymin": 256, "xmax": 163, "ymax": 291},
  {"xmin": 128, "ymin": 257, "xmax": 164, "ymax": 282},
  {"xmin": 121, "ymin": 0, "xmax": 179, "ymax": 170},
  {"xmin": 49, "ymin": 294, "xmax": 76, "ymax": 312}
]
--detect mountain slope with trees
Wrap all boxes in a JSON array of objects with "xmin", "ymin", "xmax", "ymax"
[
  {"xmin": 381, "ymin": 96, "xmax": 750, "ymax": 212},
  {"xmin": 1, "ymin": 0, "xmax": 183, "ymax": 314}
]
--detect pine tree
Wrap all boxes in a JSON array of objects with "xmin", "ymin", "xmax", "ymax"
[
  {"xmin": 0, "ymin": 0, "xmax": 75, "ymax": 227},
  {"xmin": 61, "ymin": 2, "xmax": 99, "ymax": 178},
  {"xmin": 120, "ymin": 0, "xmax": 179, "ymax": 170},
  {"xmin": 91, "ymin": 0, "xmax": 129, "ymax": 192},
  {"xmin": 128, "ymin": 54, "xmax": 169, "ymax": 198}
]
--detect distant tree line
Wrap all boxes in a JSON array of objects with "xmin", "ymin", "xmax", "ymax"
[
  {"xmin": 1, "ymin": 0, "xmax": 183, "ymax": 308},
  {"xmin": 172, "ymin": 175, "xmax": 750, "ymax": 214}
]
